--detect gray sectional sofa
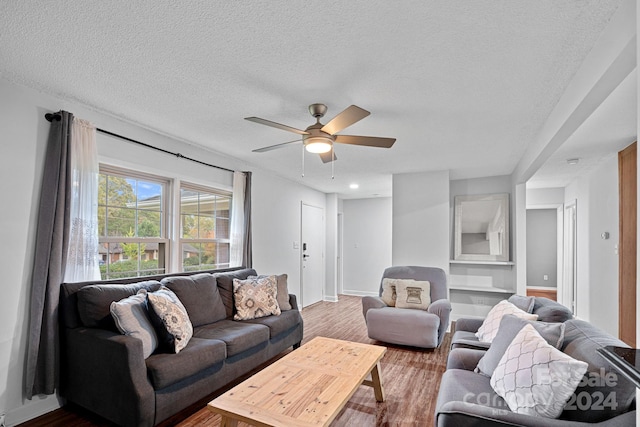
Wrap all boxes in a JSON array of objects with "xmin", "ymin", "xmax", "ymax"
[
  {"xmin": 59, "ymin": 267, "xmax": 303, "ymax": 427},
  {"xmin": 437, "ymin": 302, "xmax": 636, "ymax": 426}
]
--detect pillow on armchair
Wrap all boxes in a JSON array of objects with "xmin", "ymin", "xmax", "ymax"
[{"xmin": 395, "ymin": 280, "xmax": 431, "ymax": 310}]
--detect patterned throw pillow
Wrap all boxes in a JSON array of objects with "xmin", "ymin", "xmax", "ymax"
[
  {"xmin": 380, "ymin": 278, "xmax": 402, "ymax": 306},
  {"xmin": 147, "ymin": 286, "xmax": 193, "ymax": 354},
  {"xmin": 233, "ymin": 276, "xmax": 281, "ymax": 320},
  {"xmin": 248, "ymin": 274, "xmax": 292, "ymax": 311},
  {"xmin": 110, "ymin": 292, "xmax": 158, "ymax": 358},
  {"xmin": 490, "ymin": 324, "xmax": 588, "ymax": 418},
  {"xmin": 394, "ymin": 280, "xmax": 431, "ymax": 310},
  {"xmin": 475, "ymin": 300, "xmax": 538, "ymax": 343}
]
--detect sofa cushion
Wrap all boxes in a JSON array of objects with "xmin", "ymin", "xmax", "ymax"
[
  {"xmin": 77, "ymin": 280, "xmax": 162, "ymax": 330},
  {"xmin": 507, "ymin": 295, "xmax": 535, "ymax": 313},
  {"xmin": 213, "ymin": 268, "xmax": 257, "ymax": 317},
  {"xmin": 145, "ymin": 337, "xmax": 227, "ymax": 389},
  {"xmin": 475, "ymin": 314, "xmax": 565, "ymax": 377},
  {"xmin": 436, "ymin": 369, "xmax": 507, "ymax": 413},
  {"xmin": 395, "ymin": 280, "xmax": 431, "ymax": 310},
  {"xmin": 249, "ymin": 274, "xmax": 292, "ymax": 311},
  {"xmin": 193, "ymin": 320, "xmax": 269, "ymax": 356},
  {"xmin": 233, "ymin": 276, "xmax": 281, "ymax": 320},
  {"xmin": 490, "ymin": 324, "xmax": 587, "ymax": 419},
  {"xmin": 476, "ymin": 300, "xmax": 538, "ymax": 343},
  {"xmin": 559, "ymin": 319, "xmax": 636, "ymax": 422},
  {"xmin": 161, "ymin": 273, "xmax": 227, "ymax": 327},
  {"xmin": 240, "ymin": 309, "xmax": 302, "ymax": 338},
  {"xmin": 533, "ymin": 297, "xmax": 573, "ymax": 323},
  {"xmin": 110, "ymin": 291, "xmax": 159, "ymax": 358},
  {"xmin": 147, "ymin": 287, "xmax": 193, "ymax": 353}
]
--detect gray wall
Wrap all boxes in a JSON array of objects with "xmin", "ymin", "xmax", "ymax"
[{"xmin": 526, "ymin": 209, "xmax": 557, "ymax": 287}]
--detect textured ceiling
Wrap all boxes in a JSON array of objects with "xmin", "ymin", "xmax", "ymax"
[{"xmin": 0, "ymin": 1, "xmax": 626, "ymax": 198}]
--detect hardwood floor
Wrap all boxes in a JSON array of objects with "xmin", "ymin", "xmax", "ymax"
[{"xmin": 20, "ymin": 295, "xmax": 450, "ymax": 426}]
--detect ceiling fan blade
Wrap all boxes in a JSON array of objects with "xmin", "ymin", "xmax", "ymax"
[
  {"xmin": 334, "ymin": 135, "xmax": 396, "ymax": 148},
  {"xmin": 252, "ymin": 139, "xmax": 302, "ymax": 153},
  {"xmin": 320, "ymin": 105, "xmax": 370, "ymax": 135},
  {"xmin": 319, "ymin": 151, "xmax": 337, "ymax": 163},
  {"xmin": 245, "ymin": 117, "xmax": 309, "ymax": 135}
]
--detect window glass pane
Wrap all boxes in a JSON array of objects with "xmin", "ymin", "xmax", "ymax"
[
  {"xmin": 182, "ymin": 214, "xmax": 197, "ymax": 238},
  {"xmin": 199, "ymin": 215, "xmax": 215, "ymax": 238},
  {"xmin": 107, "ymin": 207, "xmax": 136, "ymax": 237},
  {"xmin": 216, "ymin": 217, "xmax": 230, "ymax": 239},
  {"xmin": 106, "ymin": 176, "xmax": 136, "ymax": 207},
  {"xmin": 136, "ymin": 181, "xmax": 162, "ymax": 209},
  {"xmin": 180, "ymin": 189, "xmax": 199, "ymax": 215},
  {"xmin": 138, "ymin": 210, "xmax": 161, "ymax": 237},
  {"xmin": 99, "ymin": 242, "xmax": 166, "ymax": 280}
]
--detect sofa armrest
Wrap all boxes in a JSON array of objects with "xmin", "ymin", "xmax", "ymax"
[
  {"xmin": 61, "ymin": 327, "xmax": 155, "ymax": 427},
  {"xmin": 362, "ymin": 296, "xmax": 387, "ymax": 318},
  {"xmin": 446, "ymin": 348, "xmax": 486, "ymax": 371},
  {"xmin": 454, "ymin": 317, "xmax": 484, "ymax": 333},
  {"xmin": 288, "ymin": 293, "xmax": 299, "ymax": 310}
]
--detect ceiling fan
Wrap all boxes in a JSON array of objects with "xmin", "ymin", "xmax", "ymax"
[{"xmin": 246, "ymin": 104, "xmax": 396, "ymax": 163}]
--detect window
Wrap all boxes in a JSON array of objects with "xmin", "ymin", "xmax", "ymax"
[
  {"xmin": 180, "ymin": 184, "xmax": 231, "ymax": 272},
  {"xmin": 98, "ymin": 167, "xmax": 168, "ymax": 279}
]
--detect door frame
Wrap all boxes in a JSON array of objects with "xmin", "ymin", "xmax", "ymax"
[{"xmin": 525, "ymin": 204, "xmax": 564, "ymax": 303}]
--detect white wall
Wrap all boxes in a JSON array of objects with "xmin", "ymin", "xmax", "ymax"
[
  {"xmin": 526, "ymin": 187, "xmax": 564, "ymax": 206},
  {"xmin": 0, "ymin": 77, "xmax": 326, "ymax": 425},
  {"xmin": 342, "ymin": 198, "xmax": 392, "ymax": 295},
  {"xmin": 565, "ymin": 154, "xmax": 619, "ymax": 336},
  {"xmin": 392, "ymin": 171, "xmax": 450, "ymax": 270},
  {"xmin": 324, "ymin": 194, "xmax": 339, "ymax": 301}
]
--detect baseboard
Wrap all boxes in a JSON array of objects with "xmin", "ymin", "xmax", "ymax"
[
  {"xmin": 323, "ymin": 295, "xmax": 338, "ymax": 302},
  {"xmin": 8, "ymin": 394, "xmax": 62, "ymax": 426},
  {"xmin": 341, "ymin": 290, "xmax": 378, "ymax": 297}
]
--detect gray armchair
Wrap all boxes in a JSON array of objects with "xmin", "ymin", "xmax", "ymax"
[{"xmin": 362, "ymin": 266, "xmax": 451, "ymax": 348}]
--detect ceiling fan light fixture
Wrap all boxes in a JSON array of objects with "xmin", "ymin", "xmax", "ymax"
[{"xmin": 304, "ymin": 136, "xmax": 333, "ymax": 153}]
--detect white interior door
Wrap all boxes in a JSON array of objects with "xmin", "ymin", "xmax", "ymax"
[{"xmin": 301, "ymin": 203, "xmax": 324, "ymax": 308}]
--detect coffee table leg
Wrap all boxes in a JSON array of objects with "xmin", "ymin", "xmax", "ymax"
[
  {"xmin": 220, "ymin": 415, "xmax": 238, "ymax": 427},
  {"xmin": 371, "ymin": 362, "xmax": 385, "ymax": 402}
]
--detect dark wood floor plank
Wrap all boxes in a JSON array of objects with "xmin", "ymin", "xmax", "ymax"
[{"xmin": 19, "ymin": 295, "xmax": 450, "ymax": 426}]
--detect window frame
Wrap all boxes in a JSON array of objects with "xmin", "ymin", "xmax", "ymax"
[
  {"xmin": 179, "ymin": 181, "xmax": 232, "ymax": 272},
  {"xmin": 98, "ymin": 164, "xmax": 171, "ymax": 279}
]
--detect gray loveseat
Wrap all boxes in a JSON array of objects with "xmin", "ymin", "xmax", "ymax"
[
  {"xmin": 451, "ymin": 296, "xmax": 574, "ymax": 351},
  {"xmin": 436, "ymin": 318, "xmax": 636, "ymax": 426},
  {"xmin": 59, "ymin": 267, "xmax": 303, "ymax": 427}
]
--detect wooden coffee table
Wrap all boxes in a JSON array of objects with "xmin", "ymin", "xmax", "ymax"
[{"xmin": 207, "ymin": 336, "xmax": 386, "ymax": 426}]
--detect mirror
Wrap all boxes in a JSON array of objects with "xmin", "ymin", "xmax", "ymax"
[{"xmin": 454, "ymin": 193, "xmax": 510, "ymax": 262}]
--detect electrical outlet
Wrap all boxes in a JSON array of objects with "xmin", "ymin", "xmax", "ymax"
[{"xmin": 476, "ymin": 297, "xmax": 485, "ymax": 305}]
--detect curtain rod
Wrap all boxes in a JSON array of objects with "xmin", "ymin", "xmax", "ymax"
[{"xmin": 45, "ymin": 112, "xmax": 235, "ymax": 173}]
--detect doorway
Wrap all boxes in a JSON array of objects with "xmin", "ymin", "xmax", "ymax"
[
  {"xmin": 526, "ymin": 206, "xmax": 563, "ymax": 301},
  {"xmin": 563, "ymin": 201, "xmax": 577, "ymax": 315},
  {"xmin": 301, "ymin": 203, "xmax": 325, "ymax": 308}
]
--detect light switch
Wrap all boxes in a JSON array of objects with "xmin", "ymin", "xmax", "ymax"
[
  {"xmin": 293, "ymin": 241, "xmax": 299, "ymax": 250},
  {"xmin": 543, "ymin": 275, "xmax": 548, "ymax": 281}
]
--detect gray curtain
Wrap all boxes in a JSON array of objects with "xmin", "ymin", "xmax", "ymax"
[
  {"xmin": 242, "ymin": 171, "xmax": 252, "ymax": 268},
  {"xmin": 25, "ymin": 111, "xmax": 73, "ymax": 398}
]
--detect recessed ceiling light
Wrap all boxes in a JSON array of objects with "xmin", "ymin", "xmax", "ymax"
[
  {"xmin": 566, "ymin": 158, "xmax": 580, "ymax": 165},
  {"xmin": 349, "ymin": 183, "xmax": 359, "ymax": 189}
]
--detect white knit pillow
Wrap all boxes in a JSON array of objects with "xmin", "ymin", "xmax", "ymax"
[
  {"xmin": 475, "ymin": 300, "xmax": 538, "ymax": 343},
  {"xmin": 490, "ymin": 324, "xmax": 588, "ymax": 418}
]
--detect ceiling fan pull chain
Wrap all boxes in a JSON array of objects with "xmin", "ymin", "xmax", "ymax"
[
  {"xmin": 301, "ymin": 144, "xmax": 305, "ymax": 177},
  {"xmin": 331, "ymin": 146, "xmax": 335, "ymax": 179}
]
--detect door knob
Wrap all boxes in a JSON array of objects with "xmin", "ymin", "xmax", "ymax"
[{"xmin": 303, "ymin": 254, "xmax": 310, "ymax": 259}]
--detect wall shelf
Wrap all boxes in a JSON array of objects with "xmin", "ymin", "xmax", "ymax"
[
  {"xmin": 450, "ymin": 285, "xmax": 515, "ymax": 294},
  {"xmin": 450, "ymin": 260, "xmax": 514, "ymax": 266}
]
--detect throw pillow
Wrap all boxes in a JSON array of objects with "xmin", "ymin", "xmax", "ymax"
[
  {"xmin": 248, "ymin": 274, "xmax": 292, "ymax": 311},
  {"xmin": 147, "ymin": 286, "xmax": 193, "ymax": 354},
  {"xmin": 161, "ymin": 273, "xmax": 227, "ymax": 326},
  {"xmin": 110, "ymin": 292, "xmax": 158, "ymax": 358},
  {"xmin": 508, "ymin": 295, "xmax": 536, "ymax": 313},
  {"xmin": 380, "ymin": 278, "xmax": 403, "ymax": 306},
  {"xmin": 490, "ymin": 323, "xmax": 588, "ymax": 418},
  {"xmin": 394, "ymin": 279, "xmax": 431, "ymax": 310},
  {"xmin": 475, "ymin": 300, "xmax": 538, "ymax": 343},
  {"xmin": 475, "ymin": 314, "xmax": 566, "ymax": 377},
  {"xmin": 233, "ymin": 276, "xmax": 281, "ymax": 320}
]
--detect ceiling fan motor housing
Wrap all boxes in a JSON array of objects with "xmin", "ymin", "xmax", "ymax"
[{"xmin": 309, "ymin": 103, "xmax": 328, "ymax": 119}]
